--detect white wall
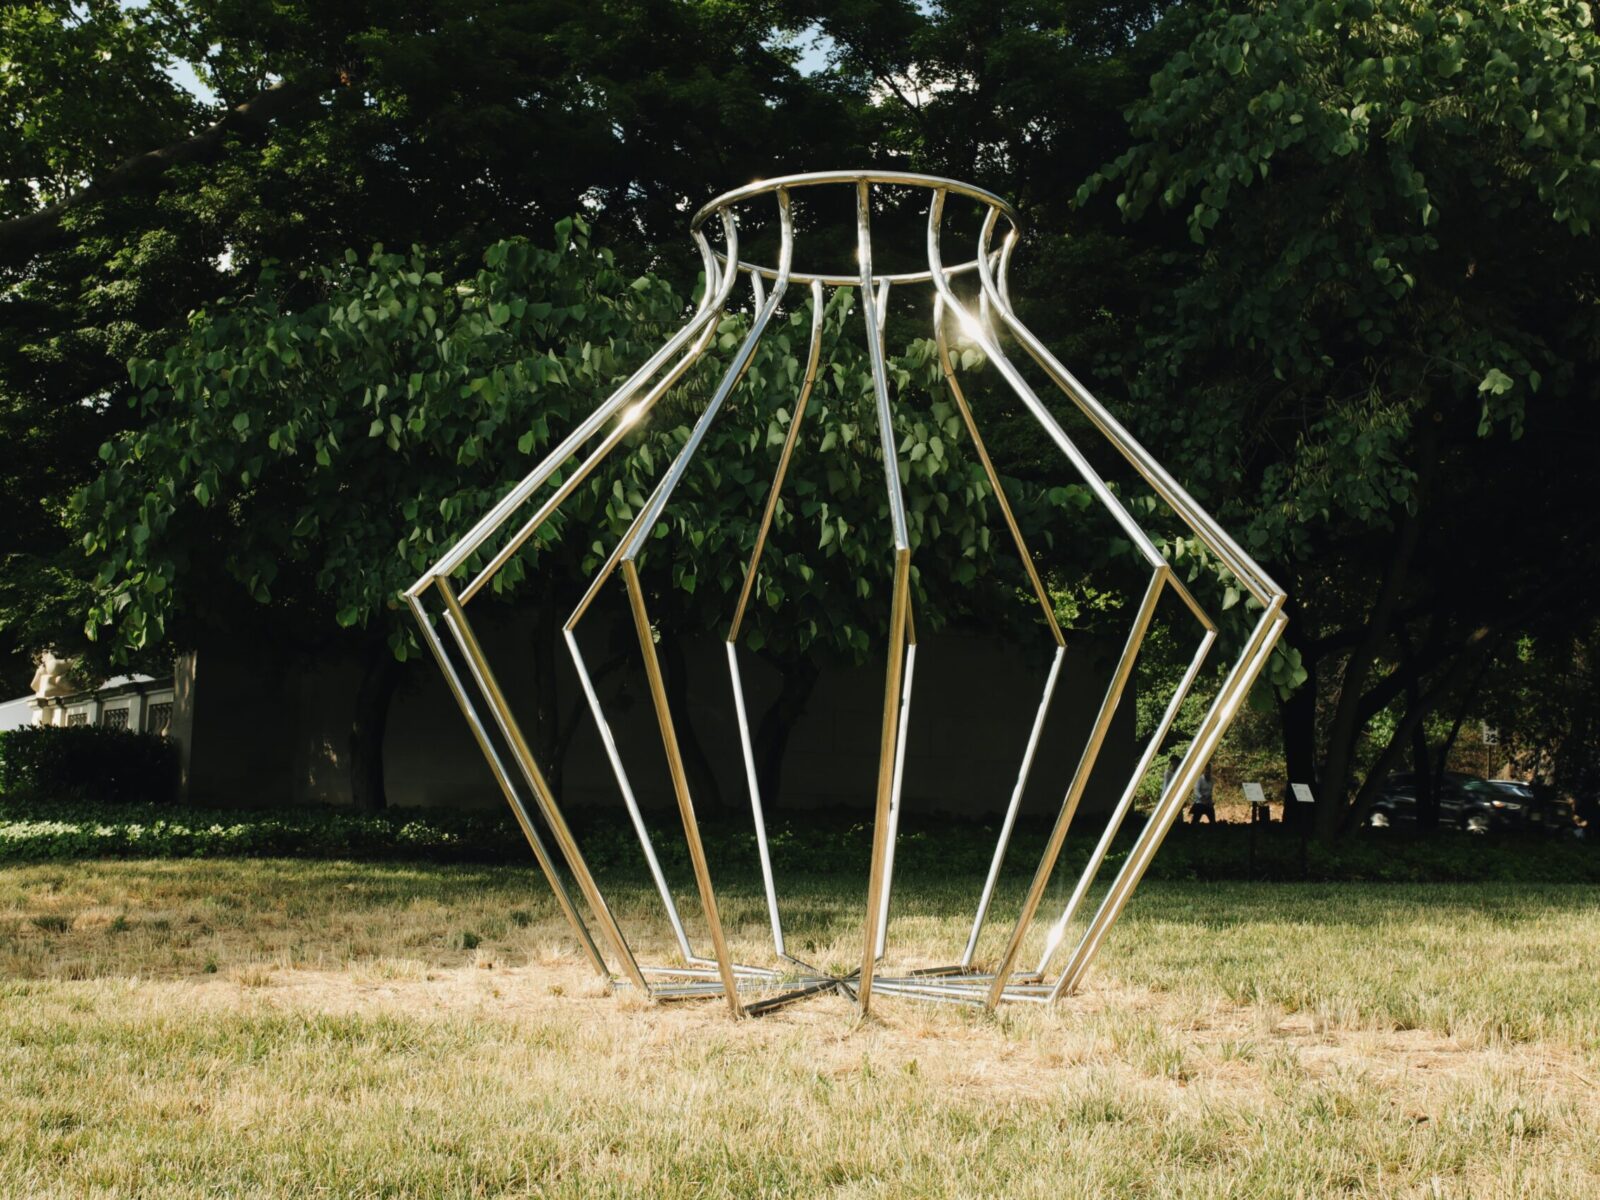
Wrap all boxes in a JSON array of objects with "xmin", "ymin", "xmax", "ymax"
[{"xmin": 0, "ymin": 696, "xmax": 34, "ymax": 731}]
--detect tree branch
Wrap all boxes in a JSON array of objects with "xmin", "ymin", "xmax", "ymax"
[{"xmin": 0, "ymin": 74, "xmax": 336, "ymax": 268}]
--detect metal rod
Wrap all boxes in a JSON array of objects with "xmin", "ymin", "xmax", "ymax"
[
  {"xmin": 434, "ymin": 578, "xmax": 649, "ymax": 994},
  {"xmin": 421, "ymin": 211, "xmax": 740, "ymax": 583},
  {"xmin": 980, "ymin": 219, "xmax": 1284, "ymax": 606},
  {"xmin": 729, "ymin": 278, "xmax": 827, "ymax": 640},
  {"xmin": 983, "ymin": 568, "xmax": 1167, "ymax": 1009},
  {"xmin": 925, "ymin": 191, "xmax": 1165, "ymax": 570},
  {"xmin": 1053, "ymin": 604, "xmax": 1287, "ymax": 998},
  {"xmin": 933, "ymin": 296, "xmax": 1065, "ymax": 646},
  {"xmin": 962, "ymin": 643, "xmax": 1066, "ymax": 967},
  {"xmin": 621, "ymin": 560, "xmax": 744, "ymax": 1017},
  {"xmin": 623, "ymin": 190, "xmax": 796, "ymax": 562},
  {"xmin": 743, "ymin": 977, "xmax": 843, "ymax": 1018},
  {"xmin": 404, "ymin": 585, "xmax": 610, "ymax": 982},
  {"xmin": 459, "ymin": 303, "xmax": 724, "ymax": 603},
  {"xmin": 564, "ymin": 627, "xmax": 698, "ymax": 963},
  {"xmin": 858, "ymin": 549, "xmax": 912, "ymax": 1013},
  {"xmin": 726, "ymin": 642, "xmax": 786, "ymax": 956},
  {"xmin": 692, "ymin": 169, "xmax": 1019, "ymax": 235},
  {"xmin": 563, "ymin": 461, "xmax": 674, "ymax": 631},
  {"xmin": 858, "ymin": 183, "xmax": 910, "ymax": 551},
  {"xmin": 563, "ymin": 192, "xmax": 795, "ymax": 630},
  {"xmin": 1035, "ymin": 625, "xmax": 1216, "ymax": 975},
  {"xmin": 875, "ymin": 612, "xmax": 917, "ymax": 960}
]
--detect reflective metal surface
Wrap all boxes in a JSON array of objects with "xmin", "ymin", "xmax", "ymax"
[{"xmin": 406, "ymin": 171, "xmax": 1288, "ymax": 1018}]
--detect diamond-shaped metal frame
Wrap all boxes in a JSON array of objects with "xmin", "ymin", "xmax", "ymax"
[{"xmin": 405, "ymin": 171, "xmax": 1287, "ymax": 1018}]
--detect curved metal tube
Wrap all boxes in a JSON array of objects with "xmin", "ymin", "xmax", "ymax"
[
  {"xmin": 980, "ymin": 219, "xmax": 1284, "ymax": 606},
  {"xmin": 421, "ymin": 210, "xmax": 741, "ymax": 584}
]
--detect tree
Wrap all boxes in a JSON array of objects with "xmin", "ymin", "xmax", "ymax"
[
  {"xmin": 1, "ymin": 0, "xmax": 869, "ymax": 689},
  {"xmin": 1075, "ymin": 0, "xmax": 1600, "ymax": 836},
  {"xmin": 75, "ymin": 218, "xmax": 1098, "ymax": 808}
]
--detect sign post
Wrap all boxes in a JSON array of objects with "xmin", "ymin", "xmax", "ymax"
[
  {"xmin": 1243, "ymin": 782, "xmax": 1267, "ymax": 879},
  {"xmin": 1290, "ymin": 783, "xmax": 1315, "ymax": 878}
]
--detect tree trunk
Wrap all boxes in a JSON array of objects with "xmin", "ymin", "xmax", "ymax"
[
  {"xmin": 1400, "ymin": 629, "xmax": 1438, "ymax": 831},
  {"xmin": 754, "ymin": 655, "xmax": 821, "ymax": 813},
  {"xmin": 350, "ymin": 637, "xmax": 400, "ymax": 811},
  {"xmin": 1277, "ymin": 607, "xmax": 1319, "ymax": 831},
  {"xmin": 1340, "ymin": 625, "xmax": 1499, "ymax": 834},
  {"xmin": 1432, "ymin": 656, "xmax": 1492, "ymax": 783},
  {"xmin": 1316, "ymin": 507, "xmax": 1422, "ymax": 840},
  {"xmin": 1317, "ymin": 416, "xmax": 1438, "ymax": 841},
  {"xmin": 1410, "ymin": 702, "xmax": 1438, "ymax": 831}
]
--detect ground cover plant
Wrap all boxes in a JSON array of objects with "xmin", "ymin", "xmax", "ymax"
[
  {"xmin": 0, "ymin": 858, "xmax": 1595, "ymax": 1197},
  {"xmin": 3, "ymin": 794, "xmax": 1597, "ymax": 885}
]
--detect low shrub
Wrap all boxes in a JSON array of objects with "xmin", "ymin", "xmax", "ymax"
[{"xmin": 0, "ymin": 725, "xmax": 179, "ymax": 805}]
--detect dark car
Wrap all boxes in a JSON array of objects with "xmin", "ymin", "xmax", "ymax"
[
  {"xmin": 1486, "ymin": 780, "xmax": 1579, "ymax": 835},
  {"xmin": 1366, "ymin": 772, "xmax": 1534, "ymax": 834}
]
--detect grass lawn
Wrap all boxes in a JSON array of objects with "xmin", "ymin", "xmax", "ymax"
[{"xmin": 1, "ymin": 858, "xmax": 1597, "ymax": 1197}]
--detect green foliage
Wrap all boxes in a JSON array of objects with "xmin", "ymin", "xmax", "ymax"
[
  {"xmin": 1081, "ymin": 0, "xmax": 1600, "ymax": 555},
  {"xmin": 0, "ymin": 725, "xmax": 178, "ymax": 805},
  {"xmin": 75, "ymin": 218, "xmax": 679, "ymax": 660},
  {"xmin": 1070, "ymin": 0, "xmax": 1600, "ymax": 821},
  {"xmin": 0, "ymin": 0, "xmax": 868, "ymax": 684},
  {"xmin": 75, "ymin": 220, "xmax": 1097, "ymax": 666},
  {"xmin": 2, "ymin": 793, "xmax": 1594, "ymax": 883}
]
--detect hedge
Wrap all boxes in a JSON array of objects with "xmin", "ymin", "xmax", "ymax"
[{"xmin": 0, "ymin": 725, "xmax": 179, "ymax": 805}]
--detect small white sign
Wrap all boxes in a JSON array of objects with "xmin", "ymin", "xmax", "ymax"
[
  {"xmin": 1242, "ymin": 782, "xmax": 1267, "ymax": 805},
  {"xmin": 1291, "ymin": 782, "xmax": 1316, "ymax": 805},
  {"xmin": 1481, "ymin": 723, "xmax": 1500, "ymax": 747}
]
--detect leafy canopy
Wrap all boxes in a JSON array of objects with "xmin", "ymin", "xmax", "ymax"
[{"xmin": 76, "ymin": 219, "xmax": 1101, "ymax": 665}]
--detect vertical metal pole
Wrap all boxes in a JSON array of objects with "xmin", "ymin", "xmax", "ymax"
[
  {"xmin": 726, "ymin": 644, "xmax": 786, "ymax": 956},
  {"xmin": 859, "ymin": 552, "xmax": 911, "ymax": 1012},
  {"xmin": 724, "ymin": 279, "xmax": 828, "ymax": 958},
  {"xmin": 856, "ymin": 180, "xmax": 914, "ymax": 1013}
]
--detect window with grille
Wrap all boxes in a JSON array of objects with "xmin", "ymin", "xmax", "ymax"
[
  {"xmin": 147, "ymin": 702, "xmax": 173, "ymax": 737},
  {"xmin": 103, "ymin": 707, "xmax": 130, "ymax": 730},
  {"xmin": 66, "ymin": 712, "xmax": 88, "ymax": 726}
]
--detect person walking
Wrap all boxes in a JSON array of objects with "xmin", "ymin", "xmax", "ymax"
[{"xmin": 1190, "ymin": 763, "xmax": 1216, "ymax": 824}]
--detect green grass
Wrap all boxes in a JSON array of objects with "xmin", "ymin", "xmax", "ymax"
[{"xmin": 1, "ymin": 859, "xmax": 1597, "ymax": 1197}]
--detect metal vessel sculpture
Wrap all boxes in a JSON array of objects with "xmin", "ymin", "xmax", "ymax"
[{"xmin": 405, "ymin": 171, "xmax": 1287, "ymax": 1017}]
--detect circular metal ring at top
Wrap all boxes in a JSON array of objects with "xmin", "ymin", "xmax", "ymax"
[{"xmin": 689, "ymin": 170, "xmax": 1021, "ymax": 288}]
